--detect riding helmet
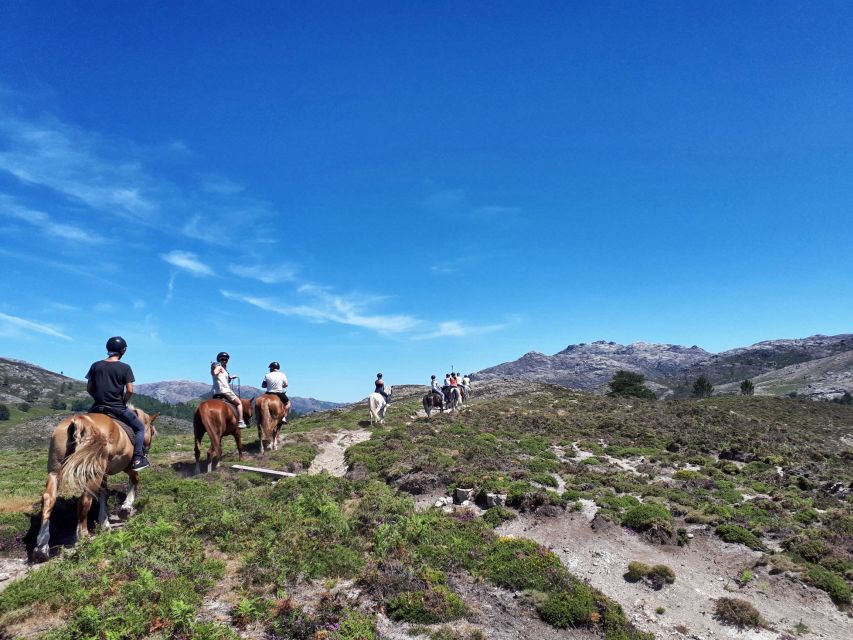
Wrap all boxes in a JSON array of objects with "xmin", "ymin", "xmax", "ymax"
[
  {"xmin": 431, "ymin": 375, "xmax": 436, "ymax": 379},
  {"xmin": 216, "ymin": 351, "xmax": 230, "ymax": 362},
  {"xmin": 269, "ymin": 361, "xmax": 280, "ymax": 370},
  {"xmin": 377, "ymin": 373, "xmax": 382, "ymax": 378},
  {"xmin": 106, "ymin": 336, "xmax": 127, "ymax": 354}
]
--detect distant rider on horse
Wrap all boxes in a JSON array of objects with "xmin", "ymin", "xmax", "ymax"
[
  {"xmin": 375, "ymin": 373, "xmax": 390, "ymax": 400},
  {"xmin": 211, "ymin": 352, "xmax": 247, "ymax": 429},
  {"xmin": 262, "ymin": 361, "xmax": 290, "ymax": 423},
  {"xmin": 430, "ymin": 375, "xmax": 445, "ymax": 409},
  {"xmin": 85, "ymin": 336, "xmax": 149, "ymax": 471}
]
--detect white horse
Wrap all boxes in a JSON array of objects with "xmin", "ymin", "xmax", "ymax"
[
  {"xmin": 368, "ymin": 386, "xmax": 391, "ymax": 425},
  {"xmin": 448, "ymin": 386, "xmax": 462, "ymax": 411}
]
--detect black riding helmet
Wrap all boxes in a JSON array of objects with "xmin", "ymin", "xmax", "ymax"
[
  {"xmin": 431, "ymin": 375, "xmax": 436, "ymax": 379},
  {"xmin": 269, "ymin": 361, "xmax": 280, "ymax": 370},
  {"xmin": 216, "ymin": 352, "xmax": 230, "ymax": 362},
  {"xmin": 106, "ymin": 336, "xmax": 127, "ymax": 354},
  {"xmin": 377, "ymin": 373, "xmax": 382, "ymax": 378}
]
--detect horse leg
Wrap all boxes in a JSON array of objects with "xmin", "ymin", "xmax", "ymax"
[
  {"xmin": 76, "ymin": 491, "xmax": 93, "ymax": 542},
  {"xmin": 207, "ymin": 435, "xmax": 218, "ymax": 473},
  {"xmin": 34, "ymin": 472, "xmax": 59, "ymax": 561},
  {"xmin": 194, "ymin": 436, "xmax": 202, "ymax": 475},
  {"xmin": 97, "ymin": 476, "xmax": 111, "ymax": 530},
  {"xmin": 235, "ymin": 428, "xmax": 244, "ymax": 462},
  {"xmin": 119, "ymin": 470, "xmax": 139, "ymax": 518}
]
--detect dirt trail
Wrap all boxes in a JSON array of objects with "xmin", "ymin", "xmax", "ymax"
[
  {"xmin": 498, "ymin": 511, "xmax": 849, "ymax": 640},
  {"xmin": 307, "ymin": 428, "xmax": 371, "ymax": 477}
]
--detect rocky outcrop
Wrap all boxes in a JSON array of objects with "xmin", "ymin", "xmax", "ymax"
[{"xmin": 475, "ymin": 334, "xmax": 853, "ymax": 398}]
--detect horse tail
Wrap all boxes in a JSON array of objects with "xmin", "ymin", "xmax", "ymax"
[
  {"xmin": 193, "ymin": 409, "xmax": 206, "ymax": 443},
  {"xmin": 59, "ymin": 416, "xmax": 109, "ymax": 497},
  {"xmin": 259, "ymin": 398, "xmax": 272, "ymax": 437}
]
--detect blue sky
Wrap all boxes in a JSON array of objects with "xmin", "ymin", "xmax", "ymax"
[{"xmin": 0, "ymin": 2, "xmax": 851, "ymax": 402}]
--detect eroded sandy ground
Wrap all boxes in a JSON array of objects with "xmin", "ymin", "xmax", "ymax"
[
  {"xmin": 307, "ymin": 427, "xmax": 372, "ymax": 477},
  {"xmin": 498, "ymin": 510, "xmax": 850, "ymax": 640}
]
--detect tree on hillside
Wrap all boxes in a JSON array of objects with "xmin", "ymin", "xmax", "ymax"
[
  {"xmin": 692, "ymin": 376, "xmax": 714, "ymax": 398},
  {"xmin": 833, "ymin": 392, "xmax": 853, "ymax": 406},
  {"xmin": 50, "ymin": 395, "xmax": 66, "ymax": 410},
  {"xmin": 0, "ymin": 404, "xmax": 9, "ymax": 421},
  {"xmin": 25, "ymin": 389, "xmax": 39, "ymax": 403},
  {"xmin": 608, "ymin": 370, "xmax": 656, "ymax": 399},
  {"xmin": 740, "ymin": 379, "xmax": 755, "ymax": 396}
]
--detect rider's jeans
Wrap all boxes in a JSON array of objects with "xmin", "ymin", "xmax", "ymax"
[{"xmin": 117, "ymin": 407, "xmax": 146, "ymax": 459}]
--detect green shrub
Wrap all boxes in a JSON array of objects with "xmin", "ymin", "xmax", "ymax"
[
  {"xmin": 624, "ymin": 561, "xmax": 675, "ymax": 589},
  {"xmin": 622, "ymin": 504, "xmax": 672, "ymax": 532},
  {"xmin": 484, "ymin": 538, "xmax": 564, "ymax": 592},
  {"xmin": 535, "ymin": 586, "xmax": 597, "ymax": 627},
  {"xmin": 482, "ymin": 506, "xmax": 517, "ymax": 528},
  {"xmin": 806, "ymin": 566, "xmax": 852, "ymax": 605},
  {"xmin": 713, "ymin": 597, "xmax": 765, "ymax": 629},
  {"xmin": 715, "ymin": 524, "xmax": 765, "ymax": 551},
  {"xmin": 387, "ymin": 586, "xmax": 466, "ymax": 623}
]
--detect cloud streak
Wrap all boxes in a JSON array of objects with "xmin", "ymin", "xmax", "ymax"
[
  {"xmin": 0, "ymin": 311, "xmax": 71, "ymax": 340},
  {"xmin": 229, "ymin": 263, "xmax": 298, "ymax": 284},
  {"xmin": 161, "ymin": 250, "xmax": 215, "ymax": 276},
  {"xmin": 412, "ymin": 320, "xmax": 509, "ymax": 341},
  {"xmin": 1, "ymin": 195, "xmax": 104, "ymax": 244},
  {"xmin": 221, "ymin": 288, "xmax": 420, "ymax": 334}
]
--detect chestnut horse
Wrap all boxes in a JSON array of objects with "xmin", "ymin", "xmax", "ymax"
[
  {"xmin": 255, "ymin": 393, "xmax": 291, "ymax": 452},
  {"xmin": 34, "ymin": 407, "xmax": 158, "ymax": 561},
  {"xmin": 193, "ymin": 397, "xmax": 253, "ymax": 473}
]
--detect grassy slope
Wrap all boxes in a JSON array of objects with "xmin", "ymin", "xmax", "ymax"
[{"xmin": 0, "ymin": 387, "xmax": 850, "ymax": 638}]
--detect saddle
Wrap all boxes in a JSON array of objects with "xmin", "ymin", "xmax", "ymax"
[
  {"xmin": 89, "ymin": 406, "xmax": 136, "ymax": 443},
  {"xmin": 212, "ymin": 394, "xmax": 240, "ymax": 419}
]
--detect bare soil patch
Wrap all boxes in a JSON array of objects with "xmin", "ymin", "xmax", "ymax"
[{"xmin": 498, "ymin": 510, "xmax": 850, "ymax": 640}]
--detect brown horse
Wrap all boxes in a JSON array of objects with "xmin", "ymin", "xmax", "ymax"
[
  {"xmin": 193, "ymin": 397, "xmax": 254, "ymax": 473},
  {"xmin": 423, "ymin": 391, "xmax": 446, "ymax": 418},
  {"xmin": 254, "ymin": 393, "xmax": 291, "ymax": 452},
  {"xmin": 34, "ymin": 408, "xmax": 158, "ymax": 561}
]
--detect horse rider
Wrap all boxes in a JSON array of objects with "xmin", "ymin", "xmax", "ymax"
[
  {"xmin": 430, "ymin": 375, "xmax": 445, "ymax": 409},
  {"xmin": 375, "ymin": 372, "xmax": 390, "ymax": 400},
  {"xmin": 462, "ymin": 373, "xmax": 471, "ymax": 393},
  {"xmin": 262, "ymin": 361, "xmax": 290, "ymax": 423},
  {"xmin": 442, "ymin": 373, "xmax": 452, "ymax": 399},
  {"xmin": 85, "ymin": 336, "xmax": 149, "ymax": 471},
  {"xmin": 210, "ymin": 352, "xmax": 247, "ymax": 428}
]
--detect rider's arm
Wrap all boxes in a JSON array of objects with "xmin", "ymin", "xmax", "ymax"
[
  {"xmin": 86, "ymin": 379, "xmax": 95, "ymax": 398},
  {"xmin": 282, "ymin": 374, "xmax": 288, "ymax": 388},
  {"xmin": 123, "ymin": 382, "xmax": 134, "ymax": 405}
]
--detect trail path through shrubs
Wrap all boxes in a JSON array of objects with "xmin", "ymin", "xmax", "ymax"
[{"xmin": 307, "ymin": 427, "xmax": 371, "ymax": 477}]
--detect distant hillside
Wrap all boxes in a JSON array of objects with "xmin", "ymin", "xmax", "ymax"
[
  {"xmin": 475, "ymin": 334, "xmax": 853, "ymax": 398},
  {"xmin": 714, "ymin": 350, "xmax": 853, "ymax": 400},
  {"xmin": 135, "ymin": 380, "xmax": 340, "ymax": 414}
]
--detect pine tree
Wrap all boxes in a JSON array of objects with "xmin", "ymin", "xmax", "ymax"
[
  {"xmin": 692, "ymin": 376, "xmax": 714, "ymax": 398},
  {"xmin": 608, "ymin": 370, "xmax": 656, "ymax": 399},
  {"xmin": 740, "ymin": 379, "xmax": 755, "ymax": 396},
  {"xmin": 0, "ymin": 404, "xmax": 9, "ymax": 421}
]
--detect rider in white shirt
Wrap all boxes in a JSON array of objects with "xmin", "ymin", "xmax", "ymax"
[{"xmin": 262, "ymin": 361, "xmax": 289, "ymax": 420}]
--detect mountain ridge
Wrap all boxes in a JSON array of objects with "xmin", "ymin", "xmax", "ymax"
[{"xmin": 475, "ymin": 333, "xmax": 853, "ymax": 399}]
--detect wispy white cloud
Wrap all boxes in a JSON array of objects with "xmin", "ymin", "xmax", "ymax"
[
  {"xmin": 229, "ymin": 263, "xmax": 298, "ymax": 284},
  {"xmin": 161, "ymin": 250, "xmax": 215, "ymax": 277},
  {"xmin": 0, "ymin": 311, "xmax": 71, "ymax": 340},
  {"xmin": 0, "ymin": 195, "xmax": 104, "ymax": 243},
  {"xmin": 421, "ymin": 188, "xmax": 522, "ymax": 220},
  {"xmin": 0, "ymin": 96, "xmax": 283, "ymax": 243},
  {"xmin": 221, "ymin": 288, "xmax": 420, "ymax": 334},
  {"xmin": 412, "ymin": 320, "xmax": 509, "ymax": 341},
  {"xmin": 0, "ymin": 110, "xmax": 158, "ymax": 221},
  {"xmin": 472, "ymin": 205, "xmax": 522, "ymax": 217}
]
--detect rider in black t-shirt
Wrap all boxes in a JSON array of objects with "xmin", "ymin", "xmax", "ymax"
[{"xmin": 85, "ymin": 336, "xmax": 149, "ymax": 471}]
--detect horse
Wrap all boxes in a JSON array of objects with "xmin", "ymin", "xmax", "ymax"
[
  {"xmin": 193, "ymin": 397, "xmax": 254, "ymax": 474},
  {"xmin": 34, "ymin": 407, "xmax": 158, "ymax": 562},
  {"xmin": 423, "ymin": 391, "xmax": 446, "ymax": 418},
  {"xmin": 368, "ymin": 386, "xmax": 391, "ymax": 425},
  {"xmin": 255, "ymin": 393, "xmax": 290, "ymax": 452},
  {"xmin": 447, "ymin": 386, "xmax": 462, "ymax": 411}
]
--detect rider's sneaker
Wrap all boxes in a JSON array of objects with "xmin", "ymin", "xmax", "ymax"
[
  {"xmin": 238, "ymin": 420, "xmax": 247, "ymax": 429},
  {"xmin": 131, "ymin": 456, "xmax": 150, "ymax": 471},
  {"xmin": 282, "ymin": 417, "xmax": 287, "ymax": 424}
]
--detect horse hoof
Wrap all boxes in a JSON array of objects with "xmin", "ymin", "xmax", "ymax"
[
  {"xmin": 33, "ymin": 545, "xmax": 50, "ymax": 563},
  {"xmin": 118, "ymin": 506, "xmax": 135, "ymax": 519}
]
